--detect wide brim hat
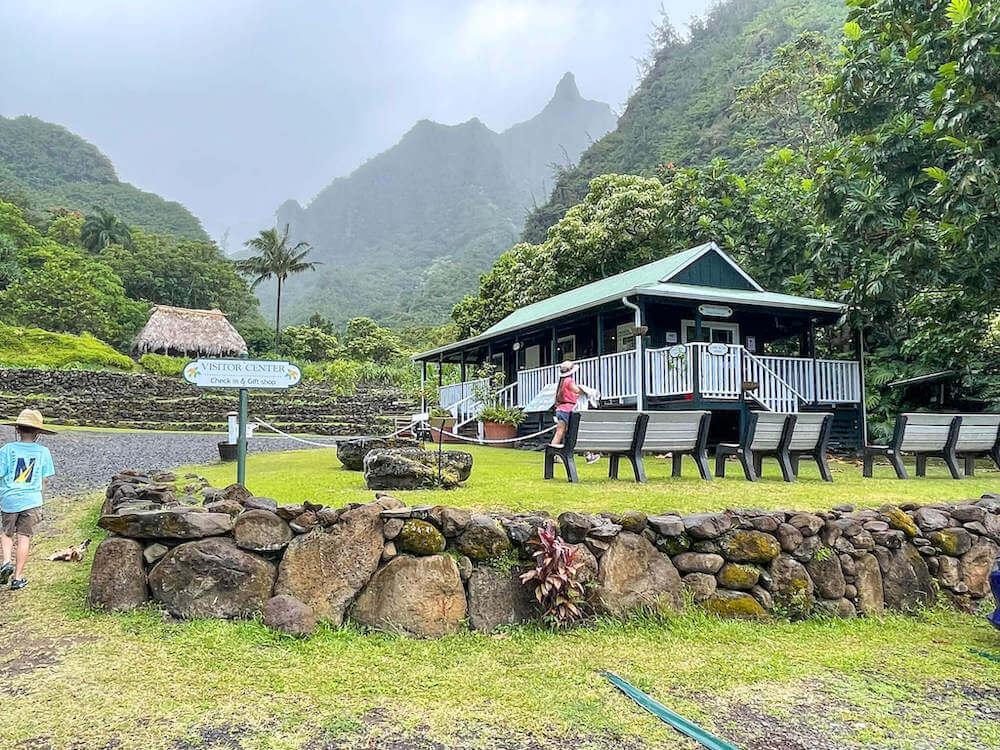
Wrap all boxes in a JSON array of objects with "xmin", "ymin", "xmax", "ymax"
[
  {"xmin": 8, "ymin": 408, "xmax": 56, "ymax": 434},
  {"xmin": 558, "ymin": 360, "xmax": 579, "ymax": 376}
]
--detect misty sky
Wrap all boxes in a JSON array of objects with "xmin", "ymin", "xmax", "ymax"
[{"xmin": 2, "ymin": 0, "xmax": 713, "ymax": 246}]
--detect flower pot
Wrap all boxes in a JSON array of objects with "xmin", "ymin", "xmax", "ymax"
[
  {"xmin": 482, "ymin": 421, "xmax": 516, "ymax": 442},
  {"xmin": 428, "ymin": 416, "xmax": 457, "ymax": 444},
  {"xmin": 218, "ymin": 442, "xmax": 238, "ymax": 462}
]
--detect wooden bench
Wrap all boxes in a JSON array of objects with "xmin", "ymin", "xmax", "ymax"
[
  {"xmin": 544, "ymin": 411, "xmax": 647, "ymax": 483},
  {"xmin": 862, "ymin": 413, "xmax": 961, "ymax": 479},
  {"xmin": 642, "ymin": 411, "xmax": 712, "ymax": 481},
  {"xmin": 952, "ymin": 413, "xmax": 1000, "ymax": 476},
  {"xmin": 787, "ymin": 412, "xmax": 834, "ymax": 482},
  {"xmin": 715, "ymin": 412, "xmax": 795, "ymax": 482}
]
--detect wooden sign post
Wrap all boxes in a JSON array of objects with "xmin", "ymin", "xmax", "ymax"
[{"xmin": 183, "ymin": 357, "xmax": 302, "ymax": 484}]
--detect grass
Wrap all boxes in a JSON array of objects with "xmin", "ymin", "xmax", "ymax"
[
  {"xmin": 0, "ymin": 448, "xmax": 998, "ymax": 748},
  {"xmin": 0, "ymin": 323, "xmax": 135, "ymax": 370},
  {"xmin": 186, "ymin": 443, "xmax": 1000, "ymax": 516}
]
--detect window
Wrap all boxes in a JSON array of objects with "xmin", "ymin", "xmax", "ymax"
[
  {"xmin": 681, "ymin": 320, "xmax": 740, "ymax": 344},
  {"xmin": 490, "ymin": 352, "xmax": 504, "ymax": 373},
  {"xmin": 523, "ymin": 344, "xmax": 541, "ymax": 370},
  {"xmin": 557, "ymin": 335, "xmax": 576, "ymax": 361},
  {"xmin": 615, "ymin": 323, "xmax": 635, "ymax": 352}
]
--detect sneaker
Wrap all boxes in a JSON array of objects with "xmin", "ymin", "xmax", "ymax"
[
  {"xmin": 585, "ymin": 452, "xmax": 601, "ymax": 464},
  {"xmin": 0, "ymin": 561, "xmax": 12, "ymax": 585},
  {"xmin": 10, "ymin": 577, "xmax": 27, "ymax": 591}
]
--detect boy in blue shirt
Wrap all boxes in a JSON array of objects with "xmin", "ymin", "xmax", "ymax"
[{"xmin": 0, "ymin": 409, "xmax": 56, "ymax": 590}]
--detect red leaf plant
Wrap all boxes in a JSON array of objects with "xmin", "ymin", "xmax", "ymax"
[{"xmin": 519, "ymin": 521, "xmax": 586, "ymax": 627}]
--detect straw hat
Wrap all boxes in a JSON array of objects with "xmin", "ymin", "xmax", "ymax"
[
  {"xmin": 8, "ymin": 408, "xmax": 56, "ymax": 434},
  {"xmin": 558, "ymin": 360, "xmax": 578, "ymax": 376}
]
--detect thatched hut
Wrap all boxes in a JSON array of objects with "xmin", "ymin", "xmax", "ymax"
[{"xmin": 132, "ymin": 305, "xmax": 247, "ymax": 357}]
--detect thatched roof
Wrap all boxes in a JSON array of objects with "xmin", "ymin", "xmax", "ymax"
[{"xmin": 132, "ymin": 305, "xmax": 247, "ymax": 357}]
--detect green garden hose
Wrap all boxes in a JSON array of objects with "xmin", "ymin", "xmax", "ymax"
[{"xmin": 601, "ymin": 672, "xmax": 740, "ymax": 750}]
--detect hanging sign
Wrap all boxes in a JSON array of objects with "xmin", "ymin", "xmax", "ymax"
[
  {"xmin": 183, "ymin": 358, "xmax": 302, "ymax": 390},
  {"xmin": 698, "ymin": 304, "xmax": 733, "ymax": 318},
  {"xmin": 707, "ymin": 343, "xmax": 729, "ymax": 356},
  {"xmin": 668, "ymin": 344, "xmax": 687, "ymax": 358}
]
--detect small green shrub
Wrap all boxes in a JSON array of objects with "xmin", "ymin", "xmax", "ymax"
[
  {"xmin": 0, "ymin": 324, "xmax": 135, "ymax": 370},
  {"xmin": 138, "ymin": 353, "xmax": 188, "ymax": 377},
  {"xmin": 477, "ymin": 405, "xmax": 525, "ymax": 427}
]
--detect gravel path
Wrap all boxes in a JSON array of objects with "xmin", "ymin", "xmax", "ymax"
[{"xmin": 36, "ymin": 430, "xmax": 333, "ymax": 495}]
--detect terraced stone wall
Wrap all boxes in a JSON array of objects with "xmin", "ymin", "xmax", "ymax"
[
  {"xmin": 0, "ymin": 368, "xmax": 412, "ymax": 435},
  {"xmin": 87, "ymin": 471, "xmax": 1000, "ymax": 637}
]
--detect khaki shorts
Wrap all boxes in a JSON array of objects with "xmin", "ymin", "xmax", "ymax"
[{"xmin": 1, "ymin": 508, "xmax": 44, "ymax": 538}]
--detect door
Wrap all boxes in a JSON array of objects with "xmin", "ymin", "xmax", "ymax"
[{"xmin": 682, "ymin": 320, "xmax": 740, "ymax": 344}]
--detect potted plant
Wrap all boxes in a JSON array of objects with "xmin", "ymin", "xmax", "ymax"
[
  {"xmin": 427, "ymin": 407, "xmax": 456, "ymax": 444},
  {"xmin": 477, "ymin": 404, "xmax": 525, "ymax": 442}
]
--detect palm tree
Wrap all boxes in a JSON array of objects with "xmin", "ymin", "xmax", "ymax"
[
  {"xmin": 80, "ymin": 206, "xmax": 133, "ymax": 253},
  {"xmin": 236, "ymin": 224, "xmax": 319, "ymax": 352}
]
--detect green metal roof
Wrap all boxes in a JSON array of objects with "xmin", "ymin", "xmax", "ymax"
[{"xmin": 413, "ymin": 242, "xmax": 845, "ymax": 361}]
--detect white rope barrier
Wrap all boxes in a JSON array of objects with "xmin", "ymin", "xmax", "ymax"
[{"xmin": 431, "ymin": 424, "xmax": 556, "ymax": 445}]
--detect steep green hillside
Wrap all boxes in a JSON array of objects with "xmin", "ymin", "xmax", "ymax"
[
  {"xmin": 269, "ymin": 73, "xmax": 616, "ymax": 328},
  {"xmin": 522, "ymin": 0, "xmax": 847, "ymax": 241},
  {"xmin": 0, "ymin": 115, "xmax": 208, "ymax": 240}
]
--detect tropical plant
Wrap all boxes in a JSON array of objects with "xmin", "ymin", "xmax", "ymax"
[
  {"xmin": 80, "ymin": 206, "xmax": 133, "ymax": 253},
  {"xmin": 476, "ymin": 405, "xmax": 525, "ymax": 427},
  {"xmin": 342, "ymin": 317, "xmax": 402, "ymax": 364},
  {"xmin": 520, "ymin": 521, "xmax": 586, "ymax": 628},
  {"xmin": 235, "ymin": 224, "xmax": 319, "ymax": 353}
]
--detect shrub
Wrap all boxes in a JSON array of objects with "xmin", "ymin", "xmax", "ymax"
[
  {"xmin": 520, "ymin": 521, "xmax": 586, "ymax": 628},
  {"xmin": 0, "ymin": 323, "xmax": 135, "ymax": 370},
  {"xmin": 477, "ymin": 405, "xmax": 525, "ymax": 427},
  {"xmin": 138, "ymin": 353, "xmax": 188, "ymax": 377}
]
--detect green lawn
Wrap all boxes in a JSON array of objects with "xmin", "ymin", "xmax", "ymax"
[
  {"xmin": 0, "ymin": 447, "xmax": 998, "ymax": 749},
  {"xmin": 187, "ymin": 444, "xmax": 1000, "ymax": 516}
]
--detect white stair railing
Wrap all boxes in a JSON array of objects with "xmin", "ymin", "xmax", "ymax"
[
  {"xmin": 444, "ymin": 381, "xmax": 518, "ymax": 430},
  {"xmin": 741, "ymin": 350, "xmax": 808, "ymax": 412}
]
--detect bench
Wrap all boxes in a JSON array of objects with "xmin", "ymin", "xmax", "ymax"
[
  {"xmin": 715, "ymin": 412, "xmax": 795, "ymax": 482},
  {"xmin": 642, "ymin": 411, "xmax": 712, "ymax": 481},
  {"xmin": 953, "ymin": 413, "xmax": 1000, "ymax": 476},
  {"xmin": 544, "ymin": 411, "xmax": 647, "ymax": 483},
  {"xmin": 862, "ymin": 413, "xmax": 961, "ymax": 479},
  {"xmin": 787, "ymin": 412, "xmax": 834, "ymax": 482}
]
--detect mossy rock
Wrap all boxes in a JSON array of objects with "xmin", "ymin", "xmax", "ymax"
[
  {"xmin": 396, "ymin": 519, "xmax": 446, "ymax": 556},
  {"xmin": 716, "ymin": 563, "xmax": 760, "ymax": 591},
  {"xmin": 719, "ymin": 530, "xmax": 780, "ymax": 564},
  {"xmin": 883, "ymin": 506, "xmax": 918, "ymax": 537},
  {"xmin": 656, "ymin": 533, "xmax": 691, "ymax": 556},
  {"xmin": 701, "ymin": 590, "xmax": 770, "ymax": 621},
  {"xmin": 929, "ymin": 528, "xmax": 972, "ymax": 556}
]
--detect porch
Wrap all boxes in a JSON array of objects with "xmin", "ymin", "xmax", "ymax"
[{"xmin": 438, "ymin": 342, "xmax": 861, "ymax": 427}]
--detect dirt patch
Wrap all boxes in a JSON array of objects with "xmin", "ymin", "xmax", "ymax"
[
  {"xmin": 172, "ymin": 725, "xmax": 249, "ymax": 749},
  {"xmin": 926, "ymin": 681, "xmax": 1000, "ymax": 724},
  {"xmin": 0, "ymin": 634, "xmax": 92, "ymax": 681}
]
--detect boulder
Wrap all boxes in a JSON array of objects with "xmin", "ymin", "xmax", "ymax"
[
  {"xmin": 716, "ymin": 563, "xmax": 760, "ymax": 591},
  {"xmin": 882, "ymin": 506, "xmax": 918, "ymax": 537},
  {"xmin": 702, "ymin": 590, "xmax": 769, "ymax": 620},
  {"xmin": 806, "ymin": 553, "xmax": 847, "ymax": 600},
  {"xmin": 455, "ymin": 515, "xmax": 511, "ymax": 560},
  {"xmin": 351, "ymin": 554, "xmax": 467, "ymax": 638},
  {"xmin": 383, "ymin": 518, "xmax": 404, "ymax": 540},
  {"xmin": 770, "ymin": 554, "xmax": 814, "ymax": 618},
  {"xmin": 204, "ymin": 499, "xmax": 243, "ymax": 517},
  {"xmin": 570, "ymin": 543, "xmax": 599, "ymax": 585},
  {"xmin": 591, "ymin": 532, "xmax": 682, "ymax": 616},
  {"xmin": 363, "ymin": 448, "xmax": 473, "ymax": 490},
  {"xmin": 853, "ymin": 553, "xmax": 884, "ymax": 615},
  {"xmin": 961, "ymin": 540, "xmax": 999, "ymax": 597},
  {"xmin": 289, "ymin": 512, "xmax": 317, "ymax": 534},
  {"xmin": 557, "ymin": 511, "xmax": 593, "ymax": 542},
  {"xmin": 937, "ymin": 555, "xmax": 962, "ymax": 589},
  {"xmin": 274, "ymin": 500, "xmax": 387, "ymax": 623},
  {"xmin": 647, "ymin": 514, "xmax": 685, "ymax": 536},
  {"xmin": 929, "ymin": 528, "xmax": 973, "ymax": 557},
  {"xmin": 776, "ymin": 523, "xmax": 804, "ymax": 552},
  {"xmin": 87, "ymin": 537, "xmax": 149, "ymax": 611},
  {"xmin": 682, "ymin": 512, "xmax": 732, "ymax": 540},
  {"xmin": 816, "ymin": 598, "xmax": 857, "ymax": 619},
  {"xmin": 466, "ymin": 566, "xmax": 536, "ymax": 632},
  {"xmin": 221, "ymin": 483, "xmax": 253, "ymax": 505},
  {"xmin": 396, "ymin": 519, "xmax": 446, "ymax": 556},
  {"xmin": 337, "ymin": 437, "xmax": 418, "ymax": 471},
  {"xmin": 242, "ymin": 496, "xmax": 278, "ymax": 513},
  {"xmin": 234, "ymin": 509, "xmax": 292, "ymax": 552},
  {"xmin": 878, "ymin": 543, "xmax": 935, "ymax": 610},
  {"xmin": 672, "ymin": 552, "xmax": 725, "ymax": 575},
  {"xmin": 98, "ymin": 509, "xmax": 233, "ymax": 539},
  {"xmin": 275, "ymin": 503, "xmax": 305, "ymax": 521},
  {"xmin": 719, "ymin": 530, "xmax": 781, "ymax": 564},
  {"xmin": 788, "ymin": 514, "xmax": 824, "ymax": 536},
  {"xmin": 951, "ymin": 505, "xmax": 986, "ymax": 524},
  {"xmin": 427, "ymin": 506, "xmax": 472, "ymax": 537},
  {"xmin": 913, "ymin": 507, "xmax": 950, "ymax": 533},
  {"xmin": 143, "ymin": 542, "xmax": 169, "ymax": 565},
  {"xmin": 262, "ymin": 594, "xmax": 316, "ymax": 636},
  {"xmin": 148, "ymin": 538, "xmax": 275, "ymax": 619},
  {"xmin": 682, "ymin": 572, "xmax": 717, "ymax": 602},
  {"xmin": 618, "ymin": 510, "xmax": 648, "ymax": 533}
]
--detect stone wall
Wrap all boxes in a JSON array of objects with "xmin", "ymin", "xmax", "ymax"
[
  {"xmin": 0, "ymin": 368, "xmax": 413, "ymax": 435},
  {"xmin": 88, "ymin": 471, "xmax": 1000, "ymax": 637}
]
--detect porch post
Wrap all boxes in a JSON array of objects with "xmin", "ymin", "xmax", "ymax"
[
  {"xmin": 694, "ymin": 308, "xmax": 704, "ymax": 341},
  {"xmin": 550, "ymin": 326, "xmax": 558, "ymax": 363},
  {"xmin": 637, "ymin": 299, "xmax": 647, "ymax": 412},
  {"xmin": 692, "ymin": 307, "xmax": 702, "ymax": 406},
  {"xmin": 855, "ymin": 322, "xmax": 868, "ymax": 450},
  {"xmin": 437, "ymin": 353, "xmax": 443, "ymax": 388},
  {"xmin": 421, "ymin": 361, "xmax": 427, "ymax": 412},
  {"xmin": 809, "ymin": 319, "xmax": 818, "ymax": 405},
  {"xmin": 460, "ymin": 352, "xmax": 466, "ymax": 384},
  {"xmin": 596, "ymin": 314, "xmax": 604, "ymax": 356}
]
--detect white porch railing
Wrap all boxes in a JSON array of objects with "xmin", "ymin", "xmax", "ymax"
[
  {"xmin": 440, "ymin": 381, "xmax": 518, "ymax": 428},
  {"xmin": 441, "ymin": 345, "xmax": 861, "ymax": 414}
]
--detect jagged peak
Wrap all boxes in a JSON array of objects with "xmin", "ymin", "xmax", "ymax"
[{"xmin": 550, "ymin": 72, "xmax": 581, "ymax": 103}]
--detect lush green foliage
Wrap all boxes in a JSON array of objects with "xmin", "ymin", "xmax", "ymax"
[
  {"xmin": 138, "ymin": 353, "xmax": 188, "ymax": 377},
  {"xmin": 476, "ymin": 404, "xmax": 526, "ymax": 427},
  {"xmin": 0, "ymin": 115, "xmax": 207, "ymax": 240},
  {"xmin": 278, "ymin": 324, "xmax": 339, "ymax": 362},
  {"xmin": 81, "ymin": 206, "xmax": 133, "ymax": 253},
  {"xmin": 342, "ymin": 317, "xmax": 403, "ymax": 364},
  {"xmin": 457, "ymin": 2, "xmax": 1000, "ymax": 429},
  {"xmin": 0, "ymin": 323, "xmax": 135, "ymax": 370},
  {"xmin": 522, "ymin": 0, "xmax": 847, "ymax": 242}
]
